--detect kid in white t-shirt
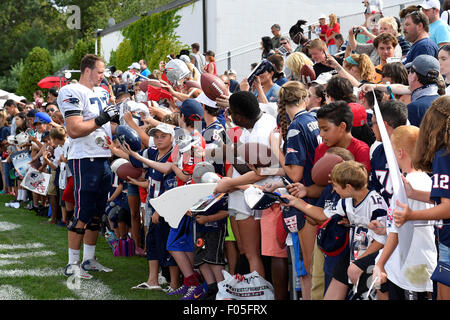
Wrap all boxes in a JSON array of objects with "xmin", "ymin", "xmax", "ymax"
[{"xmin": 374, "ymin": 125, "xmax": 437, "ymax": 300}]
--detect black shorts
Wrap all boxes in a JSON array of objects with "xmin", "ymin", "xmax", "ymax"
[
  {"xmin": 194, "ymin": 224, "xmax": 227, "ymax": 267},
  {"xmin": 386, "ymin": 279, "xmax": 430, "ymax": 300},
  {"xmin": 146, "ymin": 217, "xmax": 176, "ymax": 267},
  {"xmin": 333, "ymin": 251, "xmax": 388, "ymax": 294}
]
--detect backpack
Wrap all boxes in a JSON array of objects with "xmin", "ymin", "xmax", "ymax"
[
  {"xmin": 317, "ymin": 214, "xmax": 349, "ymax": 256},
  {"xmin": 113, "ymin": 235, "xmax": 136, "ymax": 257}
]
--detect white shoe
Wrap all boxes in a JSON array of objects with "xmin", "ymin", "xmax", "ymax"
[
  {"xmin": 64, "ymin": 262, "xmax": 93, "ymax": 279},
  {"xmin": 81, "ymin": 258, "xmax": 113, "ymax": 272}
]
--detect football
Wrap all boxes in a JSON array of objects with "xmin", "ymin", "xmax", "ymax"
[
  {"xmin": 200, "ymin": 73, "xmax": 229, "ymax": 101},
  {"xmin": 110, "ymin": 158, "xmax": 129, "ymax": 173},
  {"xmin": 116, "ymin": 162, "xmax": 143, "ymax": 181},
  {"xmin": 300, "ymin": 64, "xmax": 316, "ymax": 84},
  {"xmin": 237, "ymin": 142, "xmax": 273, "ymax": 168},
  {"xmin": 311, "ymin": 153, "xmax": 344, "ymax": 186}
]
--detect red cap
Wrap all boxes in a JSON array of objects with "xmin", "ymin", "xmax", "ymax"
[{"xmin": 349, "ymin": 103, "xmax": 367, "ymax": 127}]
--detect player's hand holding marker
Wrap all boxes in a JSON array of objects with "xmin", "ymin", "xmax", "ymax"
[{"xmin": 95, "ymin": 104, "xmax": 119, "ymax": 127}]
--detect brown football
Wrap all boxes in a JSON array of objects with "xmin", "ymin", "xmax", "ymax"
[
  {"xmin": 300, "ymin": 64, "xmax": 316, "ymax": 84},
  {"xmin": 200, "ymin": 73, "xmax": 229, "ymax": 101},
  {"xmin": 116, "ymin": 162, "xmax": 143, "ymax": 181},
  {"xmin": 311, "ymin": 153, "xmax": 344, "ymax": 186}
]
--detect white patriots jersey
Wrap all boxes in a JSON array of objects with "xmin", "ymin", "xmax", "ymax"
[
  {"xmin": 57, "ymin": 83, "xmax": 112, "ymax": 160},
  {"xmin": 335, "ymin": 190, "xmax": 388, "ymax": 248}
]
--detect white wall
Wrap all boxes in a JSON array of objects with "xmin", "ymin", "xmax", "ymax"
[
  {"xmin": 100, "ymin": 30, "xmax": 124, "ymax": 64},
  {"xmin": 175, "ymin": 1, "xmax": 205, "ymax": 51}
]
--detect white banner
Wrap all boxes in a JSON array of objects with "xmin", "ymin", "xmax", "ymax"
[
  {"xmin": 371, "ymin": 90, "xmax": 412, "ymax": 266},
  {"xmin": 20, "ymin": 169, "xmax": 51, "ymax": 196}
]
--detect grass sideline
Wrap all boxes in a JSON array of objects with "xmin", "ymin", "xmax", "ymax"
[{"xmin": 0, "ymin": 194, "xmax": 177, "ymax": 300}]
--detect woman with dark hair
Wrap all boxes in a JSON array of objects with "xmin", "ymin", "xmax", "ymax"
[
  {"xmin": 261, "ymin": 36, "xmax": 275, "ymax": 60},
  {"xmin": 14, "ymin": 112, "xmax": 28, "ymax": 134},
  {"xmin": 325, "ymin": 76, "xmax": 356, "ymax": 103},
  {"xmin": 307, "ymin": 83, "xmax": 326, "ymax": 116}
]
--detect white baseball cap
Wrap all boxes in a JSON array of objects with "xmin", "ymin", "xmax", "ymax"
[
  {"xmin": 419, "ymin": 0, "xmax": 440, "ymax": 9},
  {"xmin": 128, "ymin": 62, "xmax": 140, "ymax": 70},
  {"xmin": 149, "ymin": 123, "xmax": 175, "ymax": 137},
  {"xmin": 319, "ymin": 14, "xmax": 327, "ymax": 20}
]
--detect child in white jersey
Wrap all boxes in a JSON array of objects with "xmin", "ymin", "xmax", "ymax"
[{"xmin": 373, "ymin": 125, "xmax": 437, "ymax": 300}]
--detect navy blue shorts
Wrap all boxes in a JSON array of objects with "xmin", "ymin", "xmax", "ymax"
[
  {"xmin": 166, "ymin": 215, "xmax": 193, "ymax": 252},
  {"xmin": 146, "ymin": 216, "xmax": 176, "ymax": 267},
  {"xmin": 69, "ymin": 158, "xmax": 112, "ymax": 225}
]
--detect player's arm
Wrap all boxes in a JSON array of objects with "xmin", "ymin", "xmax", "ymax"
[
  {"xmin": 65, "ymin": 116, "xmax": 99, "ymax": 139},
  {"xmin": 195, "ymin": 210, "xmax": 228, "ymax": 225}
]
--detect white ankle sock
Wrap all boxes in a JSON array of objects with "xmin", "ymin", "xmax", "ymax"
[
  {"xmin": 82, "ymin": 244, "xmax": 96, "ymax": 262},
  {"xmin": 68, "ymin": 248, "xmax": 80, "ymax": 265}
]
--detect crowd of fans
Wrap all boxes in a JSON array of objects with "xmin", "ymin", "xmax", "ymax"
[{"xmin": 0, "ymin": 0, "xmax": 449, "ymax": 301}]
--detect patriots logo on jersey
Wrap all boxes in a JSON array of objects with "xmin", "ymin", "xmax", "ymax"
[
  {"xmin": 63, "ymin": 97, "xmax": 80, "ymax": 106},
  {"xmin": 286, "ymin": 148, "xmax": 298, "ymax": 154}
]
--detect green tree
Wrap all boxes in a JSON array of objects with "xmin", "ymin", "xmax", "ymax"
[
  {"xmin": 115, "ymin": 40, "xmax": 134, "ymax": 72},
  {"xmin": 122, "ymin": 8, "xmax": 188, "ymax": 71},
  {"xmin": 69, "ymin": 39, "xmax": 95, "ymax": 80},
  {"xmin": 17, "ymin": 47, "xmax": 53, "ymax": 100},
  {"xmin": 52, "ymin": 49, "xmax": 74, "ymax": 74},
  {"xmin": 0, "ymin": 60, "xmax": 24, "ymax": 93},
  {"xmin": 0, "ymin": 1, "xmax": 78, "ymax": 77}
]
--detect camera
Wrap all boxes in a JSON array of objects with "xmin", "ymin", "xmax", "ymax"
[{"xmin": 353, "ymin": 27, "xmax": 362, "ymax": 35}]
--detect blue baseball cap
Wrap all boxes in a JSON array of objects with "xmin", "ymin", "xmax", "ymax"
[
  {"xmin": 317, "ymin": 214, "xmax": 349, "ymax": 257},
  {"xmin": 180, "ymin": 99, "xmax": 203, "ymax": 121},
  {"xmin": 34, "ymin": 112, "xmax": 52, "ymax": 124}
]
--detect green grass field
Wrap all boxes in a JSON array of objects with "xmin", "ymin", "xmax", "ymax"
[{"xmin": 0, "ymin": 194, "xmax": 177, "ymax": 300}]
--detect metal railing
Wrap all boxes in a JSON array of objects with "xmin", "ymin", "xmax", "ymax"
[{"xmin": 215, "ymin": 0, "xmax": 421, "ymax": 74}]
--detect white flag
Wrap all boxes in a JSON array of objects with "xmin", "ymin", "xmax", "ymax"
[{"xmin": 371, "ymin": 89, "xmax": 412, "ymax": 266}]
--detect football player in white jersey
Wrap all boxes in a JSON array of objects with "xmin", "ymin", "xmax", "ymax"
[{"xmin": 57, "ymin": 54, "xmax": 119, "ymax": 279}]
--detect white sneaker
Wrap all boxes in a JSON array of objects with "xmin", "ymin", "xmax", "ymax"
[
  {"xmin": 64, "ymin": 262, "xmax": 93, "ymax": 279},
  {"xmin": 5, "ymin": 203, "xmax": 10, "ymax": 207},
  {"xmin": 81, "ymin": 258, "xmax": 113, "ymax": 272}
]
